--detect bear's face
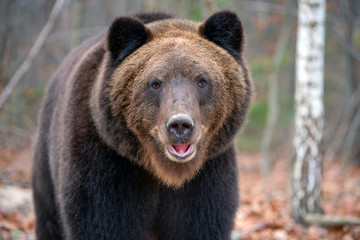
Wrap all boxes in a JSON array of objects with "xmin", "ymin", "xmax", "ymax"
[{"xmin": 91, "ymin": 11, "xmax": 252, "ymax": 187}]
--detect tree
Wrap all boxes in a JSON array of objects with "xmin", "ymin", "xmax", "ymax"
[
  {"xmin": 340, "ymin": 0, "xmax": 360, "ymax": 165},
  {"xmin": 323, "ymin": 0, "xmax": 360, "ymax": 166},
  {"xmin": 260, "ymin": 0, "xmax": 293, "ymax": 177},
  {"xmin": 0, "ymin": 0, "xmax": 65, "ymax": 111},
  {"xmin": 292, "ymin": 0, "xmax": 326, "ymax": 224}
]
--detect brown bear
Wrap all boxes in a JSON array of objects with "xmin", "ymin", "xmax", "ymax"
[{"xmin": 32, "ymin": 11, "xmax": 253, "ymax": 240}]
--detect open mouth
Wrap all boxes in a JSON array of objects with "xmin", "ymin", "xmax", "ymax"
[{"xmin": 166, "ymin": 144, "xmax": 195, "ymax": 160}]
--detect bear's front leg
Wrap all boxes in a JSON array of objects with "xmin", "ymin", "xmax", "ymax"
[
  {"xmin": 155, "ymin": 147, "xmax": 239, "ymax": 240},
  {"xmin": 58, "ymin": 145, "xmax": 159, "ymax": 240}
]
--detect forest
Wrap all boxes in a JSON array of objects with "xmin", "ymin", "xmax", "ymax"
[{"xmin": 0, "ymin": 0, "xmax": 359, "ymax": 239}]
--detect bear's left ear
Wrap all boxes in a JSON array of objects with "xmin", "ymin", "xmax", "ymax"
[
  {"xmin": 107, "ymin": 17, "xmax": 150, "ymax": 64},
  {"xmin": 199, "ymin": 11, "xmax": 244, "ymax": 58}
]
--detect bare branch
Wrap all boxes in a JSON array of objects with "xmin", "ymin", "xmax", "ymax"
[
  {"xmin": 244, "ymin": 1, "xmax": 297, "ymax": 16},
  {"xmin": 244, "ymin": 1, "xmax": 360, "ymax": 61},
  {"xmin": 231, "ymin": 222, "xmax": 268, "ymax": 239},
  {"xmin": 0, "ymin": 126, "xmax": 32, "ymax": 139},
  {"xmin": 323, "ymin": 85, "xmax": 360, "ymax": 162},
  {"xmin": 0, "ymin": 0, "xmax": 65, "ymax": 111},
  {"xmin": 343, "ymin": 103, "xmax": 360, "ymax": 166},
  {"xmin": 46, "ymin": 26, "xmax": 106, "ymax": 44},
  {"xmin": 203, "ymin": 0, "xmax": 217, "ymax": 13},
  {"xmin": 260, "ymin": 0, "xmax": 293, "ymax": 177},
  {"xmin": 304, "ymin": 214, "xmax": 360, "ymax": 227},
  {"xmin": 327, "ymin": 13, "xmax": 360, "ymax": 62}
]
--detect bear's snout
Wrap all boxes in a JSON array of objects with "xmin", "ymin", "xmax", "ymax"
[
  {"xmin": 166, "ymin": 113, "xmax": 194, "ymax": 140},
  {"xmin": 163, "ymin": 113, "xmax": 198, "ymax": 162}
]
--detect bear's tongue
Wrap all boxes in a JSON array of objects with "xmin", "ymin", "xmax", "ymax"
[{"xmin": 172, "ymin": 144, "xmax": 190, "ymax": 154}]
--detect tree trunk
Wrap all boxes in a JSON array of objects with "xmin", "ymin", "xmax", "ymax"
[
  {"xmin": 341, "ymin": 0, "xmax": 359, "ymax": 102},
  {"xmin": 71, "ymin": 0, "xmax": 86, "ymax": 48},
  {"xmin": 0, "ymin": 1, "xmax": 10, "ymax": 86},
  {"xmin": 292, "ymin": 0, "xmax": 326, "ymax": 224},
  {"xmin": 260, "ymin": 0, "xmax": 293, "ymax": 177},
  {"xmin": 341, "ymin": 0, "xmax": 360, "ymax": 163}
]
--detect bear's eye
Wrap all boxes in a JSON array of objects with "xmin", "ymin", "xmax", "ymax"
[
  {"xmin": 197, "ymin": 78, "xmax": 208, "ymax": 88},
  {"xmin": 150, "ymin": 80, "xmax": 161, "ymax": 89}
]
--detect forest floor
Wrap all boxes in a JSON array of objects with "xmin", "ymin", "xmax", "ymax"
[
  {"xmin": 0, "ymin": 148, "xmax": 359, "ymax": 240},
  {"xmin": 233, "ymin": 152, "xmax": 360, "ymax": 240}
]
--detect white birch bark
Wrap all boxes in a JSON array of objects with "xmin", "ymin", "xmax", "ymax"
[{"xmin": 292, "ymin": 0, "xmax": 326, "ymax": 223}]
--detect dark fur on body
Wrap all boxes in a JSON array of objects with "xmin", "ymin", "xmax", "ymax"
[{"xmin": 32, "ymin": 11, "xmax": 253, "ymax": 240}]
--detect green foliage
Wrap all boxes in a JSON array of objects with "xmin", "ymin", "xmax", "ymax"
[
  {"xmin": 278, "ymin": 99, "xmax": 294, "ymax": 126},
  {"xmin": 216, "ymin": 0, "xmax": 232, "ymax": 9},
  {"xmin": 186, "ymin": 1, "xmax": 204, "ymax": 21},
  {"xmin": 280, "ymin": 49, "xmax": 293, "ymax": 69},
  {"xmin": 187, "ymin": 7, "xmax": 203, "ymax": 21},
  {"xmin": 11, "ymin": 229, "xmax": 21, "ymax": 239},
  {"xmin": 237, "ymin": 133, "xmax": 262, "ymax": 151},
  {"xmin": 354, "ymin": 31, "xmax": 360, "ymax": 48},
  {"xmin": 247, "ymin": 100, "xmax": 268, "ymax": 126},
  {"xmin": 236, "ymin": 46, "xmax": 296, "ymax": 152},
  {"xmin": 237, "ymin": 100, "xmax": 267, "ymax": 151},
  {"xmin": 249, "ymin": 58, "xmax": 272, "ymax": 77},
  {"xmin": 237, "ymin": 97, "xmax": 295, "ymax": 151}
]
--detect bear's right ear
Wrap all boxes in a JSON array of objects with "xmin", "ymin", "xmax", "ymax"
[
  {"xmin": 107, "ymin": 17, "xmax": 149, "ymax": 64},
  {"xmin": 199, "ymin": 11, "xmax": 244, "ymax": 58}
]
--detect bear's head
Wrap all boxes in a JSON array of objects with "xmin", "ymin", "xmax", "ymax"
[{"xmin": 91, "ymin": 11, "xmax": 253, "ymax": 187}]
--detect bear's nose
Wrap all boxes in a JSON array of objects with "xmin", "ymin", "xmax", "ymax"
[{"xmin": 166, "ymin": 114, "xmax": 194, "ymax": 140}]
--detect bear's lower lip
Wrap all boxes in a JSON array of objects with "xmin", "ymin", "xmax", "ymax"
[{"xmin": 166, "ymin": 144, "xmax": 195, "ymax": 159}]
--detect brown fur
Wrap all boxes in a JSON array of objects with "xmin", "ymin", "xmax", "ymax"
[
  {"xmin": 33, "ymin": 11, "xmax": 253, "ymax": 239},
  {"xmin": 89, "ymin": 19, "xmax": 252, "ymax": 187}
]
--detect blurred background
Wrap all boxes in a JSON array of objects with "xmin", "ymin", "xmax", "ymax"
[{"xmin": 0, "ymin": 0, "xmax": 359, "ymax": 239}]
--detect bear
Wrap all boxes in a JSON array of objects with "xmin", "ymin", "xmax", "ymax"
[{"xmin": 32, "ymin": 11, "xmax": 253, "ymax": 240}]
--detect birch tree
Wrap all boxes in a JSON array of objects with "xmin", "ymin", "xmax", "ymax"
[{"xmin": 292, "ymin": 0, "xmax": 326, "ymax": 224}]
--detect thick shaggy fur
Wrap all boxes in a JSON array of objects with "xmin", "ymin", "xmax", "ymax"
[{"xmin": 32, "ymin": 11, "xmax": 253, "ymax": 240}]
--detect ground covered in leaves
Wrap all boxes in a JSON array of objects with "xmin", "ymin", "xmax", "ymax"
[
  {"xmin": 0, "ymin": 149, "xmax": 359, "ymax": 240},
  {"xmin": 234, "ymin": 153, "xmax": 360, "ymax": 240}
]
